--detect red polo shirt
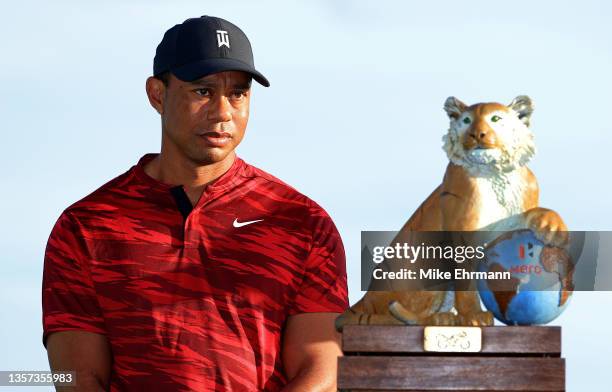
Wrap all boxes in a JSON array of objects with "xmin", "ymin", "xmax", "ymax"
[{"xmin": 42, "ymin": 154, "xmax": 348, "ymax": 391}]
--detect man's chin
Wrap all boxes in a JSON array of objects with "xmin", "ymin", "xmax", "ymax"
[{"xmin": 186, "ymin": 148, "xmax": 234, "ymax": 166}]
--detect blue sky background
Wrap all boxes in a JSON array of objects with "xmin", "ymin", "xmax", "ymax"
[{"xmin": 1, "ymin": 1, "xmax": 611, "ymax": 390}]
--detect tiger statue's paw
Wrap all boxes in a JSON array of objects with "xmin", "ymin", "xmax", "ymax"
[
  {"xmin": 457, "ymin": 311, "xmax": 494, "ymax": 326},
  {"xmin": 524, "ymin": 207, "xmax": 569, "ymax": 248},
  {"xmin": 425, "ymin": 312, "xmax": 458, "ymax": 326}
]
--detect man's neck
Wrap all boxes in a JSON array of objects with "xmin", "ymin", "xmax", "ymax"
[{"xmin": 144, "ymin": 151, "xmax": 236, "ymax": 206}]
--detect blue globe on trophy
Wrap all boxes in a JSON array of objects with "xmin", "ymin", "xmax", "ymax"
[{"xmin": 477, "ymin": 229, "xmax": 574, "ymax": 325}]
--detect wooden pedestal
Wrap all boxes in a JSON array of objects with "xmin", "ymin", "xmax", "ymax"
[{"xmin": 338, "ymin": 325, "xmax": 564, "ymax": 392}]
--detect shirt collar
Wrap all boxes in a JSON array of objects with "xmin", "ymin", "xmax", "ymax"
[{"xmin": 133, "ymin": 153, "xmax": 246, "ymax": 196}]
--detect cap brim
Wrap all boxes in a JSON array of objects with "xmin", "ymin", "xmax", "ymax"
[{"xmin": 171, "ymin": 58, "xmax": 270, "ymax": 87}]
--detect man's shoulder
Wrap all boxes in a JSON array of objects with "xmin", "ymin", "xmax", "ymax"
[
  {"xmin": 64, "ymin": 165, "xmax": 136, "ymax": 217},
  {"xmin": 239, "ymin": 160, "xmax": 339, "ymax": 240},
  {"xmin": 241, "ymin": 160, "xmax": 322, "ymax": 211}
]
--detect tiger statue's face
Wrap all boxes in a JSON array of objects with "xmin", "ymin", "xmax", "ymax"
[{"xmin": 442, "ymin": 95, "xmax": 536, "ymax": 175}]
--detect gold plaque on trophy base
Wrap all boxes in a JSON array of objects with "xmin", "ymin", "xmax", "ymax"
[{"xmin": 423, "ymin": 326, "xmax": 482, "ymax": 353}]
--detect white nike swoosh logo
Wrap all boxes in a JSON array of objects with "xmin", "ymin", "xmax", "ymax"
[{"xmin": 233, "ymin": 218, "xmax": 264, "ymax": 228}]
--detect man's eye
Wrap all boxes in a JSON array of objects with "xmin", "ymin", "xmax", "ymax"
[
  {"xmin": 491, "ymin": 115, "xmax": 502, "ymax": 122},
  {"xmin": 462, "ymin": 117, "xmax": 471, "ymax": 125},
  {"xmin": 230, "ymin": 91, "xmax": 247, "ymax": 100},
  {"xmin": 194, "ymin": 88, "xmax": 212, "ymax": 97}
]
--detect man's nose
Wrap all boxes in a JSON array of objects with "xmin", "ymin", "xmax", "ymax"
[{"xmin": 207, "ymin": 95, "xmax": 232, "ymax": 122}]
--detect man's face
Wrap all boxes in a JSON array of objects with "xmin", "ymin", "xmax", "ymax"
[{"xmin": 152, "ymin": 71, "xmax": 251, "ymax": 166}]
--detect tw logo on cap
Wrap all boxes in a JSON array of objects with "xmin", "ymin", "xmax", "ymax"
[{"xmin": 216, "ymin": 30, "xmax": 230, "ymax": 48}]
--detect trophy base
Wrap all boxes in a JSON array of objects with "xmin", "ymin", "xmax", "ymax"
[{"xmin": 338, "ymin": 325, "xmax": 564, "ymax": 392}]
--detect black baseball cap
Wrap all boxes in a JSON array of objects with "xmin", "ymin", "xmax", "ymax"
[{"xmin": 154, "ymin": 16, "xmax": 270, "ymax": 87}]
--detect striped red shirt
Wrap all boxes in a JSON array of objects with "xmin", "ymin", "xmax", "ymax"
[{"xmin": 42, "ymin": 154, "xmax": 348, "ymax": 391}]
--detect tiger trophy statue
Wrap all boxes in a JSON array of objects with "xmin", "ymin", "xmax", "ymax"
[{"xmin": 336, "ymin": 95, "xmax": 569, "ymax": 330}]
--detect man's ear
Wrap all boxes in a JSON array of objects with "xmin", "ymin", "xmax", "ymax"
[
  {"xmin": 146, "ymin": 77, "xmax": 166, "ymax": 115},
  {"xmin": 508, "ymin": 95, "xmax": 534, "ymax": 127},
  {"xmin": 444, "ymin": 96, "xmax": 467, "ymax": 120}
]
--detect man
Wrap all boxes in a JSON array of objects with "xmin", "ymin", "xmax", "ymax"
[{"xmin": 42, "ymin": 16, "xmax": 348, "ymax": 391}]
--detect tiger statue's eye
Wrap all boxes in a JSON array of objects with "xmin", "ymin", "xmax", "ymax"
[
  {"xmin": 462, "ymin": 117, "xmax": 471, "ymax": 125},
  {"xmin": 491, "ymin": 115, "xmax": 501, "ymax": 122}
]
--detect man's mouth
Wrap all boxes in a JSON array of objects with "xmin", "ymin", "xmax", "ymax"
[{"xmin": 198, "ymin": 131, "xmax": 232, "ymax": 147}]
